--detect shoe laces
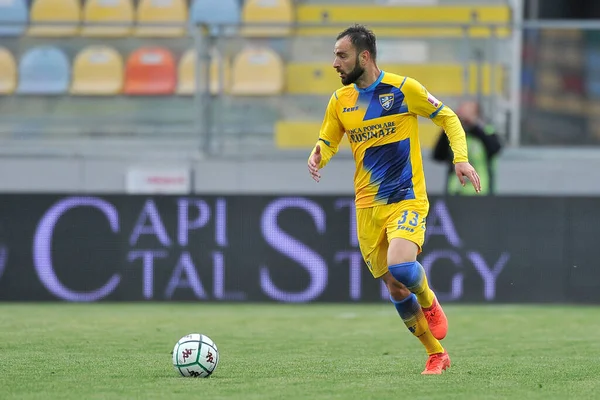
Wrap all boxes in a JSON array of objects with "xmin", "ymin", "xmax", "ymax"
[
  {"xmin": 423, "ymin": 301, "xmax": 438, "ymax": 319},
  {"xmin": 425, "ymin": 353, "xmax": 445, "ymax": 370}
]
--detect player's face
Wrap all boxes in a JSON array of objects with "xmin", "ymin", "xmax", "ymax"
[{"xmin": 333, "ymin": 37, "xmax": 365, "ymax": 86}]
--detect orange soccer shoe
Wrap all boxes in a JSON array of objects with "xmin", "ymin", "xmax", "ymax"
[
  {"xmin": 421, "ymin": 351, "xmax": 451, "ymax": 375},
  {"xmin": 423, "ymin": 296, "xmax": 448, "ymax": 340}
]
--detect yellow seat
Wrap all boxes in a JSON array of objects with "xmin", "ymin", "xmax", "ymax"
[
  {"xmin": 81, "ymin": 0, "xmax": 134, "ymax": 37},
  {"xmin": 135, "ymin": 0, "xmax": 187, "ymax": 37},
  {"xmin": 28, "ymin": 0, "xmax": 81, "ymax": 37},
  {"xmin": 70, "ymin": 45, "xmax": 124, "ymax": 95},
  {"xmin": 274, "ymin": 120, "xmax": 440, "ymax": 150},
  {"xmin": 177, "ymin": 48, "xmax": 230, "ymax": 95},
  {"xmin": 230, "ymin": 46, "xmax": 284, "ymax": 95},
  {"xmin": 285, "ymin": 63, "xmax": 504, "ymax": 96},
  {"xmin": 241, "ymin": 0, "xmax": 294, "ymax": 38},
  {"xmin": 0, "ymin": 47, "xmax": 16, "ymax": 94},
  {"xmin": 295, "ymin": 5, "xmax": 510, "ymax": 38}
]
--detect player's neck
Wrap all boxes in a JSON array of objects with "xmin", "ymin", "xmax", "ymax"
[{"xmin": 355, "ymin": 67, "xmax": 382, "ymax": 89}]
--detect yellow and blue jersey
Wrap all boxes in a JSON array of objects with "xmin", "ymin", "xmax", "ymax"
[{"xmin": 313, "ymin": 70, "xmax": 468, "ymax": 209}]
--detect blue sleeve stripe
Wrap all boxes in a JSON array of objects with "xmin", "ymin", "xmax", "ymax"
[
  {"xmin": 430, "ymin": 104, "xmax": 445, "ymax": 119},
  {"xmin": 319, "ymin": 138, "xmax": 331, "ymax": 146},
  {"xmin": 399, "ymin": 76, "xmax": 408, "ymax": 90},
  {"xmin": 333, "ymin": 91, "xmax": 338, "ymax": 100}
]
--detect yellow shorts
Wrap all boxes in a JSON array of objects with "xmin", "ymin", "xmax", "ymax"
[{"xmin": 356, "ymin": 200, "xmax": 429, "ymax": 279}]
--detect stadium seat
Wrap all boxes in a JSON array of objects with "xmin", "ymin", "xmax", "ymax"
[
  {"xmin": 124, "ymin": 47, "xmax": 176, "ymax": 95},
  {"xmin": 17, "ymin": 46, "xmax": 70, "ymax": 95},
  {"xmin": 190, "ymin": 0, "xmax": 240, "ymax": 36},
  {"xmin": 81, "ymin": 0, "xmax": 134, "ymax": 37},
  {"xmin": 294, "ymin": 5, "xmax": 510, "ymax": 38},
  {"xmin": 241, "ymin": 0, "xmax": 294, "ymax": 38},
  {"xmin": 0, "ymin": 47, "xmax": 17, "ymax": 94},
  {"xmin": 177, "ymin": 48, "xmax": 230, "ymax": 95},
  {"xmin": 71, "ymin": 45, "xmax": 124, "ymax": 95},
  {"xmin": 135, "ymin": 0, "xmax": 187, "ymax": 37},
  {"xmin": 0, "ymin": 0, "xmax": 27, "ymax": 36},
  {"xmin": 285, "ymin": 63, "xmax": 503, "ymax": 96},
  {"xmin": 230, "ymin": 46, "xmax": 284, "ymax": 95},
  {"xmin": 28, "ymin": 0, "xmax": 81, "ymax": 37}
]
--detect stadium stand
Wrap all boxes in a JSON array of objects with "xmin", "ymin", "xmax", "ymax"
[
  {"xmin": 0, "ymin": 0, "xmax": 27, "ymax": 36},
  {"xmin": 134, "ymin": 0, "xmax": 187, "ymax": 37},
  {"xmin": 177, "ymin": 48, "xmax": 231, "ymax": 95},
  {"xmin": 70, "ymin": 45, "xmax": 124, "ymax": 95},
  {"xmin": 230, "ymin": 46, "xmax": 285, "ymax": 95},
  {"xmin": 190, "ymin": 0, "xmax": 240, "ymax": 36},
  {"xmin": 123, "ymin": 47, "xmax": 177, "ymax": 95},
  {"xmin": 81, "ymin": 0, "xmax": 134, "ymax": 37},
  {"xmin": 241, "ymin": 0, "xmax": 294, "ymax": 38},
  {"xmin": 28, "ymin": 0, "xmax": 81, "ymax": 37},
  {"xmin": 16, "ymin": 46, "xmax": 70, "ymax": 95},
  {"xmin": 0, "ymin": 47, "xmax": 17, "ymax": 94}
]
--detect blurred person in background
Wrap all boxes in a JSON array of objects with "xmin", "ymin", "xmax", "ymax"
[
  {"xmin": 307, "ymin": 24, "xmax": 481, "ymax": 375},
  {"xmin": 432, "ymin": 100, "xmax": 503, "ymax": 195}
]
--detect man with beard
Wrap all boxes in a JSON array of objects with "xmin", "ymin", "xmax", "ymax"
[{"xmin": 307, "ymin": 24, "xmax": 481, "ymax": 375}]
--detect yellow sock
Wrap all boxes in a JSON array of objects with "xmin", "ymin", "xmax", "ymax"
[
  {"xmin": 409, "ymin": 262, "xmax": 435, "ymax": 309},
  {"xmin": 404, "ymin": 311, "xmax": 444, "ymax": 355},
  {"xmin": 392, "ymin": 293, "xmax": 444, "ymax": 355}
]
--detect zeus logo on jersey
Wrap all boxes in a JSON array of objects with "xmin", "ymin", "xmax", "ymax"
[
  {"xmin": 343, "ymin": 106, "xmax": 359, "ymax": 113},
  {"xmin": 379, "ymin": 93, "xmax": 394, "ymax": 111}
]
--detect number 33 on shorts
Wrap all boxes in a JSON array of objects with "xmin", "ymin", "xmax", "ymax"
[{"xmin": 396, "ymin": 210, "xmax": 426, "ymax": 233}]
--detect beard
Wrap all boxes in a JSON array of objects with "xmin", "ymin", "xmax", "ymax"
[{"xmin": 341, "ymin": 58, "xmax": 365, "ymax": 86}]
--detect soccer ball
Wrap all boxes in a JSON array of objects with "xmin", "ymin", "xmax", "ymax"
[{"xmin": 172, "ymin": 333, "xmax": 219, "ymax": 378}]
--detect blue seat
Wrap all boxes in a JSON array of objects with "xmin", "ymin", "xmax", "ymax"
[
  {"xmin": 586, "ymin": 49, "xmax": 600, "ymax": 72},
  {"xmin": 190, "ymin": 0, "xmax": 240, "ymax": 36},
  {"xmin": 0, "ymin": 0, "xmax": 27, "ymax": 36},
  {"xmin": 17, "ymin": 46, "xmax": 70, "ymax": 94}
]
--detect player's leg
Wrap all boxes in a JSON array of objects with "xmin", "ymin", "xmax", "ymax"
[
  {"xmin": 358, "ymin": 205, "xmax": 448, "ymax": 374},
  {"xmin": 380, "ymin": 269, "xmax": 444, "ymax": 353},
  {"xmin": 386, "ymin": 205, "xmax": 448, "ymax": 340},
  {"xmin": 383, "ymin": 203, "xmax": 450, "ymax": 374},
  {"xmin": 384, "ymin": 240, "xmax": 450, "ymax": 375}
]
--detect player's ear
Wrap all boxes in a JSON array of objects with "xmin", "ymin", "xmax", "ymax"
[{"xmin": 360, "ymin": 50, "xmax": 369, "ymax": 65}]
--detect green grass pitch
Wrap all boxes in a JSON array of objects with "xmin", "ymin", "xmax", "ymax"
[{"xmin": 1, "ymin": 304, "xmax": 599, "ymax": 400}]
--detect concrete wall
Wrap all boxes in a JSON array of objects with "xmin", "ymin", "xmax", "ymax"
[{"xmin": 0, "ymin": 145, "xmax": 598, "ymax": 195}]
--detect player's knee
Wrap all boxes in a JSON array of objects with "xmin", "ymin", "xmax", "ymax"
[
  {"xmin": 382, "ymin": 272, "xmax": 411, "ymax": 301},
  {"xmin": 387, "ymin": 284, "xmax": 411, "ymax": 302},
  {"xmin": 388, "ymin": 261, "xmax": 420, "ymax": 288}
]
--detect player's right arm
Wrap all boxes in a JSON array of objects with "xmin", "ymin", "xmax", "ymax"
[{"xmin": 308, "ymin": 92, "xmax": 345, "ymax": 182}]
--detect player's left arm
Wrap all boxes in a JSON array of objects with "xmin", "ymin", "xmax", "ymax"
[{"xmin": 402, "ymin": 77, "xmax": 481, "ymax": 192}]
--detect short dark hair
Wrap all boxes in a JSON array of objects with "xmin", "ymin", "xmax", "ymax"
[{"xmin": 336, "ymin": 24, "xmax": 377, "ymax": 61}]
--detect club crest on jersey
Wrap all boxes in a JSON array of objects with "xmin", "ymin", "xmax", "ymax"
[{"xmin": 379, "ymin": 93, "xmax": 394, "ymax": 111}]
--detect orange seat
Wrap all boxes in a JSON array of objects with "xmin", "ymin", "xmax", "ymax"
[{"xmin": 124, "ymin": 47, "xmax": 176, "ymax": 95}]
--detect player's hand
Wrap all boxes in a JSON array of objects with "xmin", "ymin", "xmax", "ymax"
[
  {"xmin": 455, "ymin": 162, "xmax": 481, "ymax": 193},
  {"xmin": 308, "ymin": 144, "xmax": 322, "ymax": 182}
]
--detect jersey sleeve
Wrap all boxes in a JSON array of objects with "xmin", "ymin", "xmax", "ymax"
[
  {"xmin": 309, "ymin": 92, "xmax": 345, "ymax": 168},
  {"xmin": 402, "ymin": 77, "xmax": 469, "ymax": 163}
]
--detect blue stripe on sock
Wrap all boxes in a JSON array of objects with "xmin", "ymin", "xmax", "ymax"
[{"xmin": 390, "ymin": 293, "xmax": 420, "ymax": 320}]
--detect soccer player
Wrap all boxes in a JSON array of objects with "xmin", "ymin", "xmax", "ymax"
[{"xmin": 307, "ymin": 25, "xmax": 481, "ymax": 375}]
